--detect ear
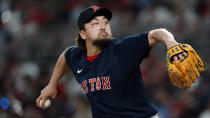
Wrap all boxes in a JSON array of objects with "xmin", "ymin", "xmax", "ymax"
[{"xmin": 79, "ymin": 30, "xmax": 86, "ymax": 40}]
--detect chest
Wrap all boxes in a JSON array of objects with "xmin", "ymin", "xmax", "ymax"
[{"xmin": 71, "ymin": 49, "xmax": 126, "ymax": 95}]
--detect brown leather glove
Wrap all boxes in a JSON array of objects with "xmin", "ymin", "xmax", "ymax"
[{"xmin": 167, "ymin": 44, "xmax": 204, "ymax": 90}]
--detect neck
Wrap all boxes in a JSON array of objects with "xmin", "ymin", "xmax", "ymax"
[{"xmin": 86, "ymin": 42, "xmax": 101, "ymax": 56}]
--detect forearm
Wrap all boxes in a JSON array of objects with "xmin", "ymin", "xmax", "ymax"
[
  {"xmin": 49, "ymin": 52, "xmax": 69, "ymax": 86},
  {"xmin": 148, "ymin": 28, "xmax": 178, "ymax": 49}
]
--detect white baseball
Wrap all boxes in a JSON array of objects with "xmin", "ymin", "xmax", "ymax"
[{"xmin": 40, "ymin": 99, "xmax": 51, "ymax": 108}]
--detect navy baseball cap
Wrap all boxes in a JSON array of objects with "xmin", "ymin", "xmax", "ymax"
[{"xmin": 78, "ymin": 5, "xmax": 112, "ymax": 30}]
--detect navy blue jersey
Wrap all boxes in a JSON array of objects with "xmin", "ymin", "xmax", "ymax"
[{"xmin": 64, "ymin": 32, "xmax": 157, "ymax": 118}]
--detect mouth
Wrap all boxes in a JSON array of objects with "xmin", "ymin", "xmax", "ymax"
[{"xmin": 99, "ymin": 31, "xmax": 108, "ymax": 37}]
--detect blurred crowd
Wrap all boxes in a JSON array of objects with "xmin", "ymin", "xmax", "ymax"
[{"xmin": 0, "ymin": 0, "xmax": 210, "ymax": 118}]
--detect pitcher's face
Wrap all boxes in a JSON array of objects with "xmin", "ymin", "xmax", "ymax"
[{"xmin": 80, "ymin": 16, "xmax": 112, "ymax": 42}]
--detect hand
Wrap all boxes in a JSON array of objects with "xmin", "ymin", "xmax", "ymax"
[
  {"xmin": 36, "ymin": 83, "xmax": 57, "ymax": 109},
  {"xmin": 173, "ymin": 52, "xmax": 188, "ymax": 64}
]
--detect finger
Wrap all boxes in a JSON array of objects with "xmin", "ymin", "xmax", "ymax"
[
  {"xmin": 36, "ymin": 95, "xmax": 42, "ymax": 107},
  {"xmin": 41, "ymin": 97, "xmax": 47, "ymax": 108},
  {"xmin": 178, "ymin": 54, "xmax": 185, "ymax": 61},
  {"xmin": 183, "ymin": 52, "xmax": 188, "ymax": 57},
  {"xmin": 174, "ymin": 56, "xmax": 178, "ymax": 64}
]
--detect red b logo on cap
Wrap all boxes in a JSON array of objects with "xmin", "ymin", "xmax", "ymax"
[{"xmin": 92, "ymin": 5, "xmax": 99, "ymax": 12}]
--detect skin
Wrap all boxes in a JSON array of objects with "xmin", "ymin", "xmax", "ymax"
[
  {"xmin": 36, "ymin": 16, "xmax": 186, "ymax": 109},
  {"xmin": 80, "ymin": 16, "xmax": 112, "ymax": 56}
]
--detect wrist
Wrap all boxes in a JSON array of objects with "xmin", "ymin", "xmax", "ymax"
[
  {"xmin": 49, "ymin": 79, "xmax": 58, "ymax": 88},
  {"xmin": 165, "ymin": 39, "xmax": 179, "ymax": 49}
]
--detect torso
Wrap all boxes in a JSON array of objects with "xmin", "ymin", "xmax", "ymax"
[{"xmin": 65, "ymin": 33, "xmax": 157, "ymax": 118}]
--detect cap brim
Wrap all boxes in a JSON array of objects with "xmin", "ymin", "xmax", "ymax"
[{"xmin": 87, "ymin": 8, "xmax": 112, "ymax": 23}]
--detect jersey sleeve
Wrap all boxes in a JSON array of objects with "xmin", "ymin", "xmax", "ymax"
[
  {"xmin": 116, "ymin": 32, "xmax": 151, "ymax": 67},
  {"xmin": 64, "ymin": 46, "xmax": 74, "ymax": 69}
]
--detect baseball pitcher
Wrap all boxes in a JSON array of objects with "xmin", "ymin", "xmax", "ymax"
[{"xmin": 36, "ymin": 5, "xmax": 204, "ymax": 118}]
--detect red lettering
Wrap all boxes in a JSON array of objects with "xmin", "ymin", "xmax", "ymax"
[
  {"xmin": 82, "ymin": 80, "xmax": 88, "ymax": 93},
  {"xmin": 96, "ymin": 77, "xmax": 101, "ymax": 90},
  {"xmin": 102, "ymin": 76, "xmax": 111, "ymax": 90},
  {"xmin": 89, "ymin": 78, "xmax": 96, "ymax": 91},
  {"xmin": 79, "ymin": 84, "xmax": 85, "ymax": 93}
]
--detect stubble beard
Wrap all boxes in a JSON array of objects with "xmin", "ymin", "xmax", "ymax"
[
  {"xmin": 92, "ymin": 36, "xmax": 112, "ymax": 50},
  {"xmin": 92, "ymin": 30, "xmax": 112, "ymax": 50}
]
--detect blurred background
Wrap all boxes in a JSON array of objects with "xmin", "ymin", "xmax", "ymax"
[{"xmin": 0, "ymin": 0, "xmax": 210, "ymax": 118}]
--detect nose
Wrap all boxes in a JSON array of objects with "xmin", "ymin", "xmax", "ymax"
[{"xmin": 99, "ymin": 22, "xmax": 105, "ymax": 30}]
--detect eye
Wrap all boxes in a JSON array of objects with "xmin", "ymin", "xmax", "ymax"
[
  {"xmin": 91, "ymin": 22, "xmax": 98, "ymax": 26},
  {"xmin": 103, "ymin": 20, "xmax": 109, "ymax": 25}
]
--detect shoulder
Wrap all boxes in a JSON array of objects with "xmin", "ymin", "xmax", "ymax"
[
  {"xmin": 64, "ymin": 46, "xmax": 83, "ymax": 68},
  {"xmin": 65, "ymin": 46, "xmax": 81, "ymax": 54},
  {"xmin": 111, "ymin": 32, "xmax": 149, "ymax": 46},
  {"xmin": 65, "ymin": 46, "xmax": 80, "ymax": 52},
  {"xmin": 122, "ymin": 32, "xmax": 149, "ymax": 41},
  {"xmin": 64, "ymin": 46, "xmax": 83, "ymax": 59}
]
